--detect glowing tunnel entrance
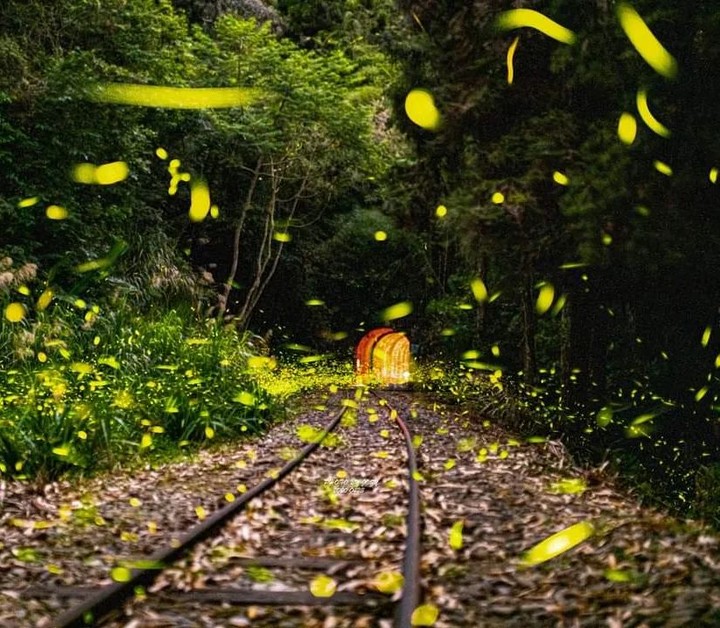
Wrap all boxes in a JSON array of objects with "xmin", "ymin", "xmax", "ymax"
[{"xmin": 355, "ymin": 328, "xmax": 411, "ymax": 386}]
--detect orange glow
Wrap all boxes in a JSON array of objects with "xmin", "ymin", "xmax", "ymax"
[{"xmin": 355, "ymin": 328, "xmax": 411, "ymax": 386}]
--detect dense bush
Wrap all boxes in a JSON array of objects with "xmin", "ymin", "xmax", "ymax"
[{"xmin": 0, "ymin": 281, "xmax": 278, "ymax": 480}]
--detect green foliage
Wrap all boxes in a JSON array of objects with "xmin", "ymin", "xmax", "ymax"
[
  {"xmin": 0, "ymin": 292, "xmax": 276, "ymax": 480},
  {"xmin": 0, "ymin": 0, "xmax": 402, "ymax": 480},
  {"xmin": 386, "ymin": 0, "xmax": 720, "ymax": 519},
  {"xmin": 302, "ymin": 208, "xmax": 429, "ymax": 335},
  {"xmin": 694, "ymin": 463, "xmax": 720, "ymax": 528},
  {"xmin": 253, "ymin": 360, "xmax": 355, "ymax": 400},
  {"xmin": 413, "ymin": 361, "xmax": 500, "ymax": 406}
]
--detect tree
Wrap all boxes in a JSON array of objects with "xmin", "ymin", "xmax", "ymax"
[{"xmin": 178, "ymin": 16, "xmax": 390, "ymax": 329}]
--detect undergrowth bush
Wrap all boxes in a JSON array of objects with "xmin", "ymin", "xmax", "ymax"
[
  {"xmin": 0, "ymin": 285, "xmax": 279, "ymax": 480},
  {"xmin": 252, "ymin": 360, "xmax": 355, "ymax": 400},
  {"xmin": 413, "ymin": 360, "xmax": 505, "ymax": 408},
  {"xmin": 489, "ymin": 368, "xmax": 720, "ymax": 528}
]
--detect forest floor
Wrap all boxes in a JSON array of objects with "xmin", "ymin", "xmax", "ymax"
[{"xmin": 0, "ymin": 390, "xmax": 718, "ymax": 627}]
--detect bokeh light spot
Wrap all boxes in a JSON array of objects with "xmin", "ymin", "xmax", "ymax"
[
  {"xmin": 5, "ymin": 302, "xmax": 26, "ymax": 323},
  {"xmin": 189, "ymin": 179, "xmax": 211, "ymax": 222},
  {"xmin": 553, "ymin": 171, "xmax": 569, "ymax": 186},
  {"xmin": 617, "ymin": 112, "xmax": 637, "ymax": 145},
  {"xmin": 46, "ymin": 205, "xmax": 68, "ymax": 220},
  {"xmin": 404, "ymin": 89, "xmax": 441, "ymax": 131}
]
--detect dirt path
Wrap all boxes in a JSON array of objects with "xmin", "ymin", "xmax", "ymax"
[{"xmin": 1, "ymin": 389, "xmax": 718, "ymax": 627}]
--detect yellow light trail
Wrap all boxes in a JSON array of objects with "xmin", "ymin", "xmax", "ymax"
[
  {"xmin": 189, "ymin": 179, "xmax": 211, "ymax": 222},
  {"xmin": 90, "ymin": 84, "xmax": 265, "ymax": 109},
  {"xmin": 496, "ymin": 9, "xmax": 576, "ymax": 45},
  {"xmin": 507, "ymin": 36, "xmax": 520, "ymax": 85},
  {"xmin": 616, "ymin": 3, "xmax": 678, "ymax": 78},
  {"xmin": 654, "ymin": 160, "xmax": 672, "ymax": 176},
  {"xmin": 636, "ymin": 88, "xmax": 670, "ymax": 137},
  {"xmin": 521, "ymin": 521, "xmax": 595, "ymax": 566}
]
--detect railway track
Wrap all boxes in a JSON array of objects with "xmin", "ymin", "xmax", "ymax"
[
  {"xmin": 8, "ymin": 387, "xmax": 720, "ymax": 627},
  {"xmin": 28, "ymin": 387, "xmax": 424, "ymax": 627}
]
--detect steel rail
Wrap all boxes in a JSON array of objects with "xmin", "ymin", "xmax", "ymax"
[
  {"xmin": 52, "ymin": 404, "xmax": 349, "ymax": 628},
  {"xmin": 370, "ymin": 390, "xmax": 423, "ymax": 628}
]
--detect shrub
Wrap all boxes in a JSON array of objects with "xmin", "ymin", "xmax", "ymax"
[{"xmin": 0, "ymin": 293, "xmax": 276, "ymax": 480}]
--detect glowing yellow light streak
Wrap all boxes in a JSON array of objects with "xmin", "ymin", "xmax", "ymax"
[
  {"xmin": 631, "ymin": 412, "xmax": 657, "ymax": 426},
  {"xmin": 710, "ymin": 167, "xmax": 719, "ymax": 184},
  {"xmin": 310, "ymin": 574, "xmax": 337, "ymax": 598},
  {"xmin": 188, "ymin": 179, "xmax": 211, "ymax": 222},
  {"xmin": 551, "ymin": 293, "xmax": 567, "ymax": 316},
  {"xmin": 273, "ymin": 231, "xmax": 292, "ymax": 242},
  {"xmin": 46, "ymin": 205, "xmax": 68, "ymax": 220},
  {"xmin": 616, "ymin": 3, "xmax": 677, "ymax": 78},
  {"xmin": 373, "ymin": 571, "xmax": 404, "ymax": 594},
  {"xmin": 110, "ymin": 567, "xmax": 132, "ymax": 583},
  {"xmin": 380, "ymin": 301, "xmax": 413, "ymax": 321},
  {"xmin": 404, "ymin": 89, "xmax": 441, "ymax": 131},
  {"xmin": 435, "ymin": 204, "xmax": 447, "ymax": 218},
  {"xmin": 654, "ymin": 160, "xmax": 672, "ymax": 176},
  {"xmin": 37, "ymin": 289, "xmax": 53, "ymax": 311},
  {"xmin": 617, "ymin": 112, "xmax": 637, "ymax": 145},
  {"xmin": 491, "ymin": 191, "xmax": 505, "ymax": 204},
  {"xmin": 496, "ymin": 9, "xmax": 577, "ymax": 45},
  {"xmin": 72, "ymin": 163, "xmax": 95, "ymax": 184},
  {"xmin": 507, "ymin": 36, "xmax": 520, "ymax": 84},
  {"xmin": 636, "ymin": 89, "xmax": 670, "ymax": 137},
  {"xmin": 702, "ymin": 326, "xmax": 712, "ymax": 347},
  {"xmin": 90, "ymin": 84, "xmax": 264, "ymax": 109},
  {"xmin": 553, "ymin": 171, "xmax": 569, "ymax": 186},
  {"xmin": 536, "ymin": 283, "xmax": 555, "ymax": 315},
  {"xmin": 18, "ymin": 197, "xmax": 39, "ymax": 208},
  {"xmin": 449, "ymin": 520, "xmax": 464, "ymax": 550},
  {"xmin": 95, "ymin": 161, "xmax": 129, "ymax": 185},
  {"xmin": 521, "ymin": 521, "xmax": 594, "ymax": 566},
  {"xmin": 374, "ymin": 230, "xmax": 387, "ymax": 241},
  {"xmin": 470, "ymin": 277, "xmax": 488, "ymax": 302},
  {"xmin": 72, "ymin": 161, "xmax": 129, "ymax": 185}
]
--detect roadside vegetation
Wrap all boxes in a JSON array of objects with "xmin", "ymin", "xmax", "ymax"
[{"xmin": 1, "ymin": 0, "xmax": 720, "ymax": 528}]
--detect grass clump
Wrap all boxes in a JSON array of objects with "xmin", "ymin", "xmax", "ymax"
[{"xmin": 0, "ymin": 290, "xmax": 277, "ymax": 481}]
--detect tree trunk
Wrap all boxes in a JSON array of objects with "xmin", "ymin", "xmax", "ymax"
[
  {"xmin": 217, "ymin": 156, "xmax": 263, "ymax": 322},
  {"xmin": 235, "ymin": 166, "xmax": 308, "ymax": 331},
  {"xmin": 520, "ymin": 266, "xmax": 536, "ymax": 385},
  {"xmin": 563, "ymin": 281, "xmax": 609, "ymax": 406},
  {"xmin": 474, "ymin": 253, "xmax": 488, "ymax": 345}
]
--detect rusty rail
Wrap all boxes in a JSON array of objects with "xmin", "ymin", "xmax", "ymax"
[{"xmin": 44, "ymin": 389, "xmax": 424, "ymax": 627}]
